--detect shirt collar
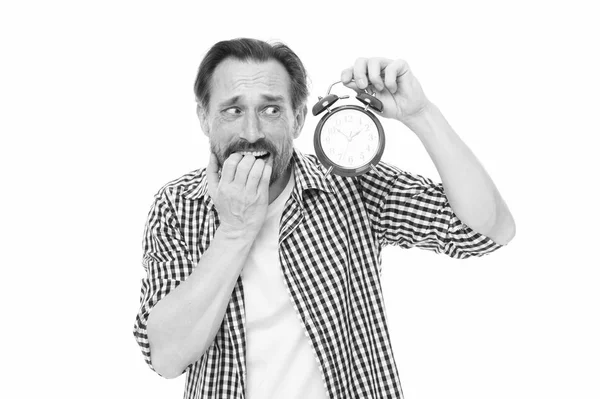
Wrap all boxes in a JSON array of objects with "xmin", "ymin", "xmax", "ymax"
[{"xmin": 182, "ymin": 147, "xmax": 337, "ymax": 208}]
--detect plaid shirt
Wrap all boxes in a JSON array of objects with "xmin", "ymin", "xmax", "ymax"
[{"xmin": 134, "ymin": 148, "xmax": 503, "ymax": 398}]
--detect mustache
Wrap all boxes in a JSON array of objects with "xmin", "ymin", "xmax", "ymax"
[{"xmin": 223, "ymin": 139, "xmax": 278, "ymax": 159}]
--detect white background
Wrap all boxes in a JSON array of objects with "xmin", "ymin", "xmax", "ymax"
[{"xmin": 1, "ymin": 0, "xmax": 598, "ymax": 398}]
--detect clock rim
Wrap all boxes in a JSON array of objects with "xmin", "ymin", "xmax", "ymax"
[{"xmin": 313, "ymin": 104, "xmax": 386, "ymax": 177}]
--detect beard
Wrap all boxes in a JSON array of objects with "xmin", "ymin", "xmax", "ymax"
[{"xmin": 210, "ymin": 137, "xmax": 294, "ymax": 185}]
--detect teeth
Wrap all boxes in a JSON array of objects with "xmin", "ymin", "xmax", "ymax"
[{"xmin": 239, "ymin": 151, "xmax": 268, "ymax": 157}]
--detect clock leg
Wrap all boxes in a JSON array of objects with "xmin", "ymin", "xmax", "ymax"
[{"xmin": 369, "ymin": 164, "xmax": 383, "ymax": 177}]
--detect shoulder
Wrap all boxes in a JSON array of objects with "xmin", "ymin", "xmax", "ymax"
[
  {"xmin": 152, "ymin": 168, "xmax": 207, "ymax": 203},
  {"xmin": 298, "ymin": 151, "xmax": 321, "ymax": 167},
  {"xmin": 353, "ymin": 159, "xmax": 443, "ymax": 201}
]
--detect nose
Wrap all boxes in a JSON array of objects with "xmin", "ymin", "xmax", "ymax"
[{"xmin": 239, "ymin": 112, "xmax": 264, "ymax": 143}]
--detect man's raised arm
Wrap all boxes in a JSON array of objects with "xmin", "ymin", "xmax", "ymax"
[{"xmin": 341, "ymin": 57, "xmax": 515, "ymax": 245}]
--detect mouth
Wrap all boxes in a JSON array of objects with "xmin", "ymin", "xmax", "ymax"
[{"xmin": 237, "ymin": 150, "xmax": 271, "ymax": 160}]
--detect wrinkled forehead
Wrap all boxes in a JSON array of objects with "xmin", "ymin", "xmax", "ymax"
[{"xmin": 209, "ymin": 58, "xmax": 292, "ymax": 108}]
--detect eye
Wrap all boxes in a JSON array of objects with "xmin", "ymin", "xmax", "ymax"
[
  {"xmin": 263, "ymin": 106, "xmax": 280, "ymax": 116},
  {"xmin": 224, "ymin": 107, "xmax": 242, "ymax": 115}
]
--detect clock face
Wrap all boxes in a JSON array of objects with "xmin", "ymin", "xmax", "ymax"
[{"xmin": 319, "ymin": 108, "xmax": 381, "ymax": 169}]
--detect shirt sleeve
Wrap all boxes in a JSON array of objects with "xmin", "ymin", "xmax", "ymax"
[
  {"xmin": 133, "ymin": 188, "xmax": 196, "ymax": 375},
  {"xmin": 359, "ymin": 162, "xmax": 504, "ymax": 259}
]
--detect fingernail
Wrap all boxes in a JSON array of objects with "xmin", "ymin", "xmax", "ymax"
[
  {"xmin": 376, "ymin": 83, "xmax": 384, "ymax": 91},
  {"xmin": 357, "ymin": 78, "xmax": 366, "ymax": 87}
]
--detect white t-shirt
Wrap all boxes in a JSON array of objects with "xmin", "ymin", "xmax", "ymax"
[{"xmin": 242, "ymin": 169, "xmax": 329, "ymax": 399}]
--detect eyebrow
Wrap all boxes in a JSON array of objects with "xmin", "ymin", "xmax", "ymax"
[
  {"xmin": 217, "ymin": 94, "xmax": 287, "ymax": 108},
  {"xmin": 217, "ymin": 95, "xmax": 241, "ymax": 108},
  {"xmin": 260, "ymin": 94, "xmax": 286, "ymax": 103}
]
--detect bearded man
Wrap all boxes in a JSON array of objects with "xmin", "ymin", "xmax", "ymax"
[{"xmin": 134, "ymin": 37, "xmax": 515, "ymax": 399}]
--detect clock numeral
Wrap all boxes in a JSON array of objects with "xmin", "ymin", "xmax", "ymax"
[
  {"xmin": 360, "ymin": 153, "xmax": 365, "ymax": 160},
  {"xmin": 345, "ymin": 115, "xmax": 353, "ymax": 122},
  {"xmin": 325, "ymin": 136, "xmax": 330, "ymax": 144},
  {"xmin": 336, "ymin": 119, "xmax": 341, "ymax": 126},
  {"xmin": 348, "ymin": 156, "xmax": 353, "ymax": 164}
]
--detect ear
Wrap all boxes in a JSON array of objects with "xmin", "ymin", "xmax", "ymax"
[
  {"xmin": 292, "ymin": 105, "xmax": 307, "ymax": 139},
  {"xmin": 196, "ymin": 103, "xmax": 210, "ymax": 137}
]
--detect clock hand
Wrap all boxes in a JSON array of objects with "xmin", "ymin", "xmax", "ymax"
[
  {"xmin": 349, "ymin": 126, "xmax": 366, "ymax": 141},
  {"xmin": 340, "ymin": 140, "xmax": 351, "ymax": 161},
  {"xmin": 334, "ymin": 126, "xmax": 350, "ymax": 140}
]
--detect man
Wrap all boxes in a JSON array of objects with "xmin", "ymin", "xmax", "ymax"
[{"xmin": 134, "ymin": 38, "xmax": 515, "ymax": 399}]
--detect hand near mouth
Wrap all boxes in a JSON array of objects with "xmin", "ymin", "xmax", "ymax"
[{"xmin": 207, "ymin": 152, "xmax": 272, "ymax": 238}]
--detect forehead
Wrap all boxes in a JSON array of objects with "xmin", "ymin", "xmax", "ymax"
[{"xmin": 209, "ymin": 58, "xmax": 291, "ymax": 106}]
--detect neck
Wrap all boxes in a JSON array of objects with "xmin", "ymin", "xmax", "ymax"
[{"xmin": 268, "ymin": 164, "xmax": 293, "ymax": 204}]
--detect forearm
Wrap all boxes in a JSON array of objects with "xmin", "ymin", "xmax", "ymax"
[
  {"xmin": 146, "ymin": 227, "xmax": 255, "ymax": 378},
  {"xmin": 402, "ymin": 102, "xmax": 516, "ymax": 245}
]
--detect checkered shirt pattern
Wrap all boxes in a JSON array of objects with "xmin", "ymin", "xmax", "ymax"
[{"xmin": 134, "ymin": 147, "xmax": 504, "ymax": 398}]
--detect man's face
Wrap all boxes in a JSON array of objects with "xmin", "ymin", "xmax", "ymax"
[{"xmin": 199, "ymin": 58, "xmax": 305, "ymax": 184}]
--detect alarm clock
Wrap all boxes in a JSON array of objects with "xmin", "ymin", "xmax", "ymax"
[{"xmin": 312, "ymin": 80, "xmax": 386, "ymax": 177}]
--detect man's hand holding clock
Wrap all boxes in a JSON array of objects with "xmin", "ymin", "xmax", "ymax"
[
  {"xmin": 338, "ymin": 56, "xmax": 516, "ymax": 245},
  {"xmin": 340, "ymin": 57, "xmax": 431, "ymax": 123},
  {"xmin": 312, "ymin": 56, "xmax": 434, "ymax": 178}
]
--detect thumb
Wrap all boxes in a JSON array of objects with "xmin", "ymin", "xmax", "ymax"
[
  {"xmin": 343, "ymin": 80, "xmax": 360, "ymax": 94},
  {"xmin": 206, "ymin": 152, "xmax": 220, "ymax": 198},
  {"xmin": 342, "ymin": 80, "xmax": 379, "ymax": 97}
]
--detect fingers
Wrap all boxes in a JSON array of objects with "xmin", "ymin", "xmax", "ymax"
[
  {"xmin": 384, "ymin": 59, "xmax": 409, "ymax": 94},
  {"xmin": 352, "ymin": 57, "xmax": 369, "ymax": 89},
  {"xmin": 246, "ymin": 158, "xmax": 265, "ymax": 193},
  {"xmin": 232, "ymin": 154, "xmax": 258, "ymax": 186},
  {"xmin": 220, "ymin": 152, "xmax": 244, "ymax": 183},
  {"xmin": 367, "ymin": 58, "xmax": 385, "ymax": 91},
  {"xmin": 245, "ymin": 155, "xmax": 272, "ymax": 196},
  {"xmin": 257, "ymin": 157, "xmax": 272, "ymax": 195},
  {"xmin": 340, "ymin": 77, "xmax": 360, "ymax": 94},
  {"xmin": 340, "ymin": 67, "xmax": 353, "ymax": 85},
  {"xmin": 211, "ymin": 152, "xmax": 272, "ymax": 197},
  {"xmin": 341, "ymin": 57, "xmax": 404, "ymax": 94}
]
